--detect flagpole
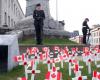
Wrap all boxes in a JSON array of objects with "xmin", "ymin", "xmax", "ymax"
[{"xmin": 56, "ymin": 0, "xmax": 58, "ymax": 28}]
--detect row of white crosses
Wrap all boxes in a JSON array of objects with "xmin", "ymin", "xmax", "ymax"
[
  {"xmin": 82, "ymin": 47, "xmax": 94, "ymax": 74},
  {"xmin": 53, "ymin": 46, "xmax": 84, "ymax": 78},
  {"xmin": 14, "ymin": 47, "xmax": 42, "ymax": 80},
  {"xmin": 14, "ymin": 46, "xmax": 74, "ymax": 80},
  {"xmin": 42, "ymin": 46, "xmax": 63, "ymax": 80},
  {"xmin": 71, "ymin": 48, "xmax": 87, "ymax": 80},
  {"xmin": 71, "ymin": 61, "xmax": 87, "ymax": 80},
  {"xmin": 92, "ymin": 47, "xmax": 100, "ymax": 68},
  {"xmin": 82, "ymin": 47, "xmax": 100, "ymax": 75},
  {"xmin": 14, "ymin": 46, "xmax": 100, "ymax": 80},
  {"xmin": 14, "ymin": 55, "xmax": 40, "ymax": 80},
  {"xmin": 92, "ymin": 48, "xmax": 99, "ymax": 65},
  {"xmin": 63, "ymin": 47, "xmax": 79, "ymax": 76},
  {"xmin": 55, "ymin": 46, "xmax": 65, "ymax": 68},
  {"xmin": 14, "ymin": 53, "xmax": 28, "ymax": 79},
  {"xmin": 62, "ymin": 47, "xmax": 88, "ymax": 80}
]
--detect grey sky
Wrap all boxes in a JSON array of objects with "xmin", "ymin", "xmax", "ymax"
[{"xmin": 18, "ymin": 0, "xmax": 100, "ymax": 34}]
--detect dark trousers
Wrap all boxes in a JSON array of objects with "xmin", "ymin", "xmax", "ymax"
[
  {"xmin": 34, "ymin": 22, "xmax": 43, "ymax": 45},
  {"xmin": 83, "ymin": 35, "xmax": 87, "ymax": 44},
  {"xmin": 82, "ymin": 27, "xmax": 87, "ymax": 44}
]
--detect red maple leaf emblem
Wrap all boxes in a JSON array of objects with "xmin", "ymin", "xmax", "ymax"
[{"xmin": 51, "ymin": 73, "xmax": 56, "ymax": 78}]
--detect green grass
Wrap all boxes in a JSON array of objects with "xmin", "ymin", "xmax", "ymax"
[
  {"xmin": 1, "ymin": 61, "xmax": 100, "ymax": 80},
  {"xmin": 0, "ymin": 66, "xmax": 24, "ymax": 80},
  {"xmin": 19, "ymin": 37, "xmax": 77, "ymax": 45}
]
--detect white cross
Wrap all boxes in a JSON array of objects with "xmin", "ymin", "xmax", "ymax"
[
  {"xmin": 14, "ymin": 54, "xmax": 29, "ymax": 79},
  {"xmin": 43, "ymin": 57, "xmax": 52, "ymax": 71},
  {"xmin": 26, "ymin": 60, "xmax": 40, "ymax": 80},
  {"xmin": 72, "ymin": 63, "xmax": 83, "ymax": 77},
  {"xmin": 82, "ymin": 53, "xmax": 92, "ymax": 74},
  {"xmin": 42, "ymin": 47, "xmax": 50, "ymax": 59}
]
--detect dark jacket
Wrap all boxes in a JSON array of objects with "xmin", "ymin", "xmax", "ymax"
[
  {"xmin": 82, "ymin": 21, "xmax": 90, "ymax": 35},
  {"xmin": 33, "ymin": 10, "xmax": 45, "ymax": 25},
  {"xmin": 82, "ymin": 21, "xmax": 90, "ymax": 29}
]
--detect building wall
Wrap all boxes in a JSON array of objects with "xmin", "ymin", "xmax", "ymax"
[
  {"xmin": 26, "ymin": 0, "xmax": 50, "ymax": 18},
  {"xmin": 91, "ymin": 28, "xmax": 100, "ymax": 46},
  {"xmin": 0, "ymin": 0, "xmax": 2, "ymax": 27},
  {"xmin": 70, "ymin": 36, "xmax": 83, "ymax": 44},
  {"xmin": 0, "ymin": 0, "xmax": 24, "ymax": 28},
  {"xmin": 69, "ymin": 30, "xmax": 79, "ymax": 38}
]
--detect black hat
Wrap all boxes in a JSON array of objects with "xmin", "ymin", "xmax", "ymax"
[
  {"xmin": 85, "ymin": 18, "xmax": 89, "ymax": 21},
  {"xmin": 36, "ymin": 3, "xmax": 41, "ymax": 7}
]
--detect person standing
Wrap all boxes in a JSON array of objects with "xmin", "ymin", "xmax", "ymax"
[
  {"xmin": 33, "ymin": 4, "xmax": 45, "ymax": 45},
  {"xmin": 82, "ymin": 18, "xmax": 90, "ymax": 44}
]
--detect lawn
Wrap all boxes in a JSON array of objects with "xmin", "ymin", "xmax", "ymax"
[
  {"xmin": 0, "ymin": 37, "xmax": 89, "ymax": 80},
  {"xmin": 19, "ymin": 37, "xmax": 77, "ymax": 45},
  {"xmin": 1, "ymin": 61, "xmax": 100, "ymax": 80}
]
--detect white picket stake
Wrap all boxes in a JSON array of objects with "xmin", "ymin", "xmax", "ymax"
[
  {"xmin": 24, "ymin": 64, "xmax": 28, "ymax": 79},
  {"xmin": 31, "ymin": 69, "xmax": 40, "ymax": 80},
  {"xmin": 27, "ymin": 60, "xmax": 40, "ymax": 80},
  {"xmin": 42, "ymin": 47, "xmax": 50, "ymax": 59},
  {"xmin": 88, "ymin": 60, "xmax": 91, "ymax": 74},
  {"xmin": 94, "ymin": 54, "xmax": 97, "ymax": 65},
  {"xmin": 15, "ymin": 54, "xmax": 29, "ymax": 80},
  {"xmin": 73, "ymin": 64, "xmax": 83, "ymax": 77},
  {"xmin": 69, "ymin": 61, "xmax": 72, "ymax": 76},
  {"xmin": 61, "ymin": 60, "xmax": 63, "ymax": 68},
  {"xmin": 65, "ymin": 56, "xmax": 79, "ymax": 76},
  {"xmin": 52, "ymin": 58, "xmax": 56, "ymax": 67},
  {"xmin": 18, "ymin": 61, "xmax": 28, "ymax": 79},
  {"xmin": 65, "ymin": 57, "xmax": 73, "ymax": 76},
  {"xmin": 75, "ymin": 71, "xmax": 81, "ymax": 77},
  {"xmin": 59, "ymin": 54, "xmax": 64, "ymax": 68},
  {"xmin": 43, "ymin": 58, "xmax": 51, "ymax": 71}
]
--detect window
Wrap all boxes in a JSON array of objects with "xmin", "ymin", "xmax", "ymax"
[
  {"xmin": 14, "ymin": 4, "xmax": 15, "ymax": 14},
  {"xmin": 97, "ymin": 32, "xmax": 98, "ymax": 36},
  {"xmin": 11, "ymin": 0, "xmax": 13, "ymax": 10},
  {"xmin": 94, "ymin": 33, "xmax": 96, "ymax": 37},
  {"xmin": 16, "ymin": 8, "xmax": 17, "ymax": 16},
  {"xmin": 11, "ymin": 19, "xmax": 13, "ymax": 27},
  {"xmin": 9, "ymin": 0, "xmax": 10, "ymax": 7},
  {"xmin": 0, "ymin": 15, "xmax": 1, "ymax": 25},
  {"xmin": 14, "ymin": 21, "xmax": 15, "ymax": 26},
  {"xmin": 96, "ymin": 38, "xmax": 98, "ymax": 44},
  {"xmin": 99, "ymin": 38, "xmax": 100, "ymax": 43},
  {"xmin": 8, "ymin": 16, "xmax": 10, "ymax": 27},
  {"xmin": 99, "ymin": 32, "xmax": 100, "ymax": 36},
  {"xmin": 4, "ymin": 12, "xmax": 7, "ymax": 24}
]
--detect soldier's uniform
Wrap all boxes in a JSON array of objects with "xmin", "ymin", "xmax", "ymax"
[
  {"xmin": 82, "ymin": 20, "xmax": 90, "ymax": 44},
  {"xmin": 33, "ymin": 9, "xmax": 45, "ymax": 45}
]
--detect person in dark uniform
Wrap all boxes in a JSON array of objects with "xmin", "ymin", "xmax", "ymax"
[
  {"xmin": 82, "ymin": 18, "xmax": 90, "ymax": 44},
  {"xmin": 33, "ymin": 4, "xmax": 45, "ymax": 45}
]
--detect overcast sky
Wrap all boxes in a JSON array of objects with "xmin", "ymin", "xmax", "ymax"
[{"xmin": 18, "ymin": 0, "xmax": 100, "ymax": 34}]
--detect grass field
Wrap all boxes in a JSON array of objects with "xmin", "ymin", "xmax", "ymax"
[
  {"xmin": 19, "ymin": 37, "xmax": 77, "ymax": 45},
  {"xmin": 0, "ymin": 38, "xmax": 85, "ymax": 80},
  {"xmin": 1, "ymin": 61, "xmax": 100, "ymax": 80}
]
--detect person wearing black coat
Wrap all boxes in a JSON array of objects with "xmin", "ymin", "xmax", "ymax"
[
  {"xmin": 82, "ymin": 18, "xmax": 90, "ymax": 44},
  {"xmin": 33, "ymin": 4, "xmax": 45, "ymax": 45}
]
